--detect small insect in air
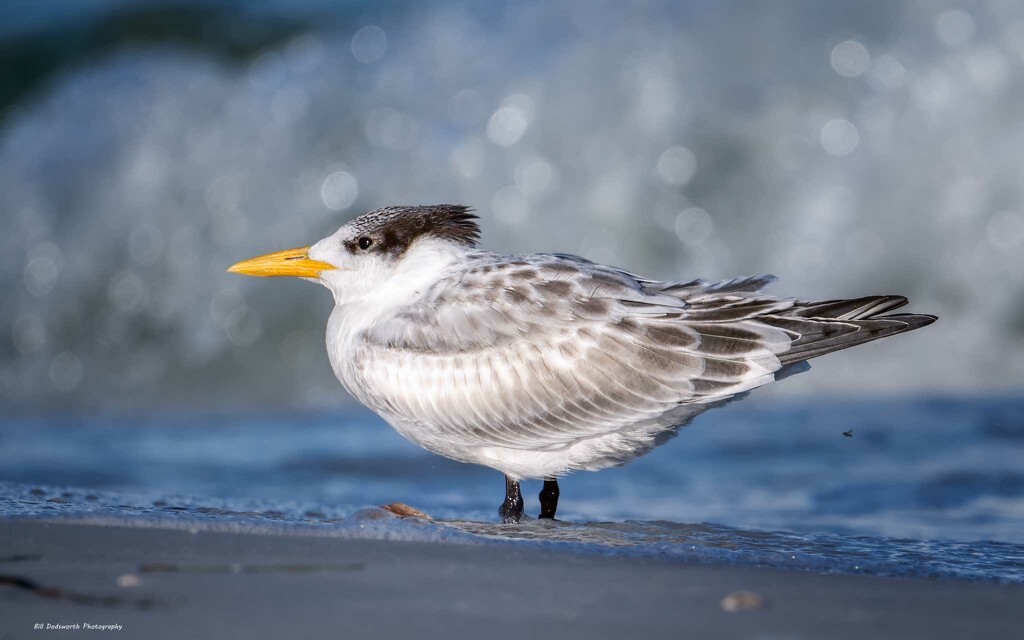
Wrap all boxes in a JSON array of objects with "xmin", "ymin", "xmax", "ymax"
[{"xmin": 843, "ymin": 429, "xmax": 854, "ymax": 438}]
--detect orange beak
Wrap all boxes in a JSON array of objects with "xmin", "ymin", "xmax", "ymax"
[{"xmin": 227, "ymin": 246, "xmax": 337, "ymax": 278}]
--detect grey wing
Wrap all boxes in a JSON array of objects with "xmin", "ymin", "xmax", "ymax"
[{"xmin": 355, "ymin": 257, "xmax": 933, "ymax": 452}]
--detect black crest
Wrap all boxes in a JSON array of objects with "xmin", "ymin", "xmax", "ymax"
[{"xmin": 344, "ymin": 205, "xmax": 480, "ymax": 256}]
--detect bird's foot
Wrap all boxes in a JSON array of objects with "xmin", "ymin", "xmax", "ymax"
[
  {"xmin": 499, "ymin": 500, "xmax": 526, "ymax": 524},
  {"xmin": 499, "ymin": 475, "xmax": 525, "ymax": 524},
  {"xmin": 538, "ymin": 478, "xmax": 559, "ymax": 520}
]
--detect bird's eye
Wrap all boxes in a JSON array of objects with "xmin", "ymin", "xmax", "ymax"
[{"xmin": 358, "ymin": 237, "xmax": 373, "ymax": 250}]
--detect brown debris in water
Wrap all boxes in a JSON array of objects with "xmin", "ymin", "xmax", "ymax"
[{"xmin": 380, "ymin": 503, "xmax": 432, "ymax": 520}]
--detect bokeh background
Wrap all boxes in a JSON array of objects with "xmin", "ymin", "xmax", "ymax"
[{"xmin": 2, "ymin": 0, "xmax": 1023, "ymax": 412}]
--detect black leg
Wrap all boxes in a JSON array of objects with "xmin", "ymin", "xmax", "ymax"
[
  {"xmin": 499, "ymin": 475, "xmax": 525, "ymax": 523},
  {"xmin": 538, "ymin": 478, "xmax": 559, "ymax": 519}
]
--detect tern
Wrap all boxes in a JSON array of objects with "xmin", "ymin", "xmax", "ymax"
[{"xmin": 229, "ymin": 205, "xmax": 935, "ymax": 523}]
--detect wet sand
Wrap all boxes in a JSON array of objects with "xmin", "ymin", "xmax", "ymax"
[{"xmin": 1, "ymin": 519, "xmax": 1021, "ymax": 639}]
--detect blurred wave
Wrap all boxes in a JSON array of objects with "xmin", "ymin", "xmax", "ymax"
[{"xmin": 1, "ymin": 0, "xmax": 1023, "ymax": 410}]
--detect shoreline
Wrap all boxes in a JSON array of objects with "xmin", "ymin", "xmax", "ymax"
[
  {"xmin": 2, "ymin": 519, "xmax": 1022, "ymax": 639},
  {"xmin": 4, "ymin": 502, "xmax": 1022, "ymax": 584}
]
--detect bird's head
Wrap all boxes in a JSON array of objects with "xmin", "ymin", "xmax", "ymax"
[{"xmin": 228, "ymin": 205, "xmax": 480, "ymax": 304}]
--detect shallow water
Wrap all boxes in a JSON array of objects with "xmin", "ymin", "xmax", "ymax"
[{"xmin": 2, "ymin": 397, "xmax": 1023, "ymax": 582}]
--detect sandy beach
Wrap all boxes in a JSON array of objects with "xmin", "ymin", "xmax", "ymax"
[{"xmin": 1, "ymin": 519, "xmax": 1021, "ymax": 640}]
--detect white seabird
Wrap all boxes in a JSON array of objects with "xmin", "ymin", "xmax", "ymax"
[{"xmin": 229, "ymin": 205, "xmax": 935, "ymax": 522}]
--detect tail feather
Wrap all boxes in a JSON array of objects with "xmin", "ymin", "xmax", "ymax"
[
  {"xmin": 788, "ymin": 295, "xmax": 908, "ymax": 320},
  {"xmin": 764, "ymin": 296, "xmax": 936, "ymax": 366}
]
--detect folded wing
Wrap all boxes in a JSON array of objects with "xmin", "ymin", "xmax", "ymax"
[{"xmin": 353, "ymin": 255, "xmax": 934, "ymax": 453}]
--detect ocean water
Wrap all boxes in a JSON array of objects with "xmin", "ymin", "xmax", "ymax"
[{"xmin": 2, "ymin": 397, "xmax": 1023, "ymax": 583}]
